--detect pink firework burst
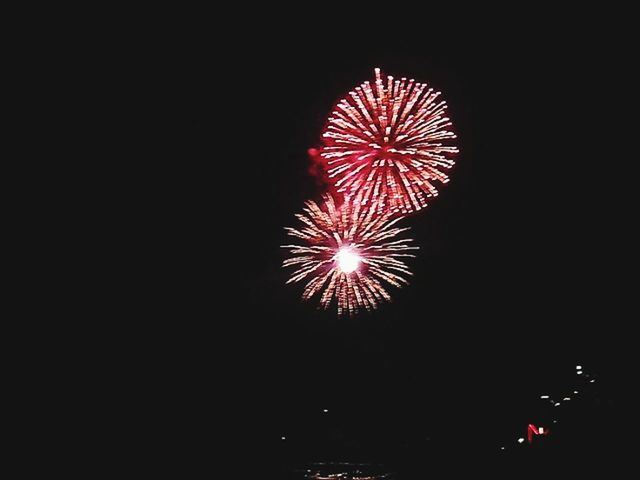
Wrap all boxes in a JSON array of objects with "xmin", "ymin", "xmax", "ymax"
[
  {"xmin": 282, "ymin": 193, "xmax": 418, "ymax": 316},
  {"xmin": 319, "ymin": 68, "xmax": 458, "ymax": 214}
]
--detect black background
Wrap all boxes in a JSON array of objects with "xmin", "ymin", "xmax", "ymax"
[{"xmin": 121, "ymin": 15, "xmax": 632, "ymax": 476}]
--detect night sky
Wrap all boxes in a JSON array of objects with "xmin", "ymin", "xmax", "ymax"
[{"xmin": 130, "ymin": 19, "xmax": 631, "ymax": 476}]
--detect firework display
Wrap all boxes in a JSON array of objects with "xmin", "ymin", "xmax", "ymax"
[
  {"xmin": 283, "ymin": 67, "xmax": 458, "ymax": 315},
  {"xmin": 319, "ymin": 68, "xmax": 458, "ymax": 213},
  {"xmin": 282, "ymin": 194, "xmax": 417, "ymax": 316}
]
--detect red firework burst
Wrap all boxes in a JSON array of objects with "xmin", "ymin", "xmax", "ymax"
[{"xmin": 319, "ymin": 68, "xmax": 458, "ymax": 214}]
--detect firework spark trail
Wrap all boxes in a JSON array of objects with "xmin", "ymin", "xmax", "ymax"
[
  {"xmin": 320, "ymin": 68, "xmax": 458, "ymax": 214},
  {"xmin": 282, "ymin": 193, "xmax": 418, "ymax": 316}
]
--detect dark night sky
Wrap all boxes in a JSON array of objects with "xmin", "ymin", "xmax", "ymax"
[{"xmin": 126, "ymin": 18, "xmax": 632, "ymax": 475}]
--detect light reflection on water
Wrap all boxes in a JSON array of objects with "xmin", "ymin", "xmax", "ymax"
[{"xmin": 293, "ymin": 463, "xmax": 394, "ymax": 480}]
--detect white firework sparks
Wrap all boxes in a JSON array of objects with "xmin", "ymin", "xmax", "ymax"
[{"xmin": 282, "ymin": 194, "xmax": 418, "ymax": 316}]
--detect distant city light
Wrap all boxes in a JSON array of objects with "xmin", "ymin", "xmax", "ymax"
[
  {"xmin": 590, "ymin": 379, "xmax": 596, "ymax": 383},
  {"xmin": 576, "ymin": 365, "xmax": 582, "ymax": 370},
  {"xmin": 538, "ymin": 427, "xmax": 544, "ymax": 434},
  {"xmin": 281, "ymin": 436, "xmax": 286, "ymax": 440},
  {"xmin": 577, "ymin": 370, "xmax": 583, "ymax": 375},
  {"xmin": 540, "ymin": 395, "xmax": 549, "ymax": 399},
  {"xmin": 574, "ymin": 390, "xmax": 579, "ymax": 394},
  {"xmin": 500, "ymin": 446, "xmax": 505, "ymax": 450},
  {"xmin": 563, "ymin": 397, "xmax": 571, "ymax": 401},
  {"xmin": 323, "ymin": 409, "xmax": 328, "ymax": 413},
  {"xmin": 554, "ymin": 402, "xmax": 561, "ymax": 407},
  {"xmin": 517, "ymin": 438, "xmax": 525, "ymax": 444}
]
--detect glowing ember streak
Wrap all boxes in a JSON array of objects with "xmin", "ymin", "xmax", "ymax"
[
  {"xmin": 282, "ymin": 193, "xmax": 418, "ymax": 316},
  {"xmin": 319, "ymin": 68, "xmax": 458, "ymax": 214}
]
